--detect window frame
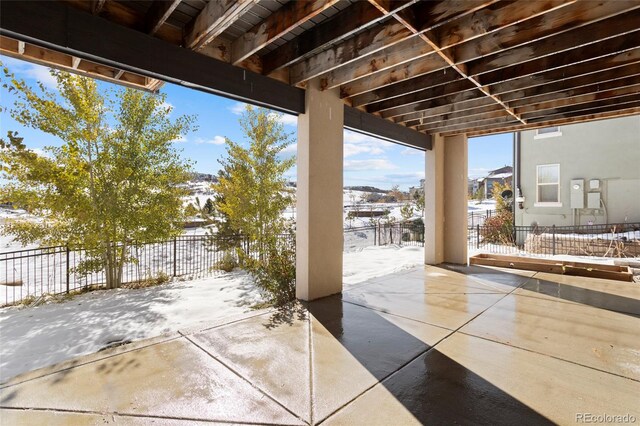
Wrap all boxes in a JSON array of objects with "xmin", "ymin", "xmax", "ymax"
[
  {"xmin": 534, "ymin": 126, "xmax": 562, "ymax": 139},
  {"xmin": 535, "ymin": 163, "xmax": 562, "ymax": 207}
]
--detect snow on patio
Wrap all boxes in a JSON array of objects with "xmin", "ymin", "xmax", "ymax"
[{"xmin": 0, "ymin": 245, "xmax": 423, "ymax": 381}]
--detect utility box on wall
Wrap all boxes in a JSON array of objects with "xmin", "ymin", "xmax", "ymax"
[
  {"xmin": 588, "ymin": 192, "xmax": 601, "ymax": 209},
  {"xmin": 570, "ymin": 179, "xmax": 584, "ymax": 209}
]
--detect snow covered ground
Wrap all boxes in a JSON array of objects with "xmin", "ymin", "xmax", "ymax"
[{"xmin": 0, "ymin": 245, "xmax": 424, "ymax": 381}]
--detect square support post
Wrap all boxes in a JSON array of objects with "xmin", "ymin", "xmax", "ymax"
[
  {"xmin": 425, "ymin": 133, "xmax": 468, "ymax": 265},
  {"xmin": 296, "ymin": 78, "xmax": 344, "ymax": 301}
]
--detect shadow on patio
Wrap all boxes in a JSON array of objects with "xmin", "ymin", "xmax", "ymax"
[{"xmin": 1, "ymin": 264, "xmax": 638, "ymax": 425}]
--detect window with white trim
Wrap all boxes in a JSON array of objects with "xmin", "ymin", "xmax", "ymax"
[
  {"xmin": 536, "ymin": 164, "xmax": 560, "ymax": 206},
  {"xmin": 534, "ymin": 126, "xmax": 562, "ymax": 139}
]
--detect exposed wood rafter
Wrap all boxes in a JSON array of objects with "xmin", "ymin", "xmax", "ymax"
[{"xmin": 145, "ymin": 0, "xmax": 182, "ymax": 35}]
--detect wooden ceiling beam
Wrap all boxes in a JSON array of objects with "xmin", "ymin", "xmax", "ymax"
[
  {"xmin": 453, "ymin": 1, "xmax": 639, "ymax": 65},
  {"xmin": 520, "ymin": 93, "xmax": 640, "ymax": 121},
  {"xmin": 261, "ymin": 1, "xmax": 386, "ymax": 75},
  {"xmin": 501, "ymin": 63, "xmax": 640, "ymax": 104},
  {"xmin": 394, "ymin": 97, "xmax": 497, "ymax": 124},
  {"xmin": 292, "ymin": 0, "xmax": 494, "ymax": 86},
  {"xmin": 490, "ymin": 49, "xmax": 640, "ymax": 95},
  {"xmin": 415, "ymin": 109, "xmax": 511, "ymax": 132},
  {"xmin": 464, "ymin": 107, "xmax": 640, "ymax": 137},
  {"xmin": 0, "ymin": 35, "xmax": 155, "ymax": 92},
  {"xmin": 510, "ymin": 76, "xmax": 640, "ymax": 110},
  {"xmin": 514, "ymin": 84, "xmax": 640, "ymax": 117},
  {"xmin": 430, "ymin": 0, "xmax": 573, "ymax": 50},
  {"xmin": 477, "ymin": 32, "xmax": 640, "ymax": 86},
  {"xmin": 469, "ymin": 10, "xmax": 640, "ymax": 77},
  {"xmin": 366, "ymin": 79, "xmax": 476, "ymax": 113},
  {"xmin": 145, "ymin": 0, "xmax": 182, "ymax": 35},
  {"xmin": 184, "ymin": 0, "xmax": 257, "ymax": 51},
  {"xmin": 405, "ymin": 104, "xmax": 507, "ymax": 128},
  {"xmin": 348, "ymin": 67, "xmax": 462, "ymax": 106},
  {"xmin": 319, "ymin": 35, "xmax": 440, "ymax": 90},
  {"xmin": 526, "ymin": 101, "xmax": 640, "ymax": 124},
  {"xmin": 380, "ymin": 88, "xmax": 484, "ymax": 119},
  {"xmin": 91, "ymin": 0, "xmax": 106, "ymax": 15},
  {"xmin": 369, "ymin": 1, "xmax": 524, "ymax": 125},
  {"xmin": 336, "ymin": 52, "xmax": 449, "ymax": 97},
  {"xmin": 290, "ymin": 21, "xmax": 413, "ymax": 85},
  {"xmin": 424, "ymin": 115, "xmax": 518, "ymax": 134},
  {"xmin": 231, "ymin": 0, "xmax": 339, "ymax": 65},
  {"xmin": 338, "ymin": 0, "xmax": 567, "ymax": 104}
]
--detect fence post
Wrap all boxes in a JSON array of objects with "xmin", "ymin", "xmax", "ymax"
[
  {"xmin": 374, "ymin": 223, "xmax": 377, "ymax": 246},
  {"xmin": 173, "ymin": 237, "xmax": 177, "ymax": 277},
  {"xmin": 476, "ymin": 224, "xmax": 480, "ymax": 250},
  {"xmin": 65, "ymin": 245, "xmax": 70, "ymax": 294},
  {"xmin": 552, "ymin": 225, "xmax": 556, "ymax": 256},
  {"xmin": 471, "ymin": 212, "xmax": 474, "ymax": 228}
]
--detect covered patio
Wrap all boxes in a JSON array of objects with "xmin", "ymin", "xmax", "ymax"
[
  {"xmin": 2, "ymin": 0, "xmax": 640, "ymax": 301},
  {"xmin": 1, "ymin": 265, "xmax": 639, "ymax": 424},
  {"xmin": 1, "ymin": 1, "xmax": 639, "ymax": 423}
]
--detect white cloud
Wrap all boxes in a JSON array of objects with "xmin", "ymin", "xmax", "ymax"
[
  {"xmin": 400, "ymin": 147, "xmax": 423, "ymax": 156},
  {"xmin": 196, "ymin": 136, "xmax": 226, "ymax": 145},
  {"xmin": 344, "ymin": 159, "xmax": 397, "ymax": 171},
  {"xmin": 469, "ymin": 167, "xmax": 491, "ymax": 178},
  {"xmin": 344, "ymin": 143, "xmax": 384, "ymax": 158},
  {"xmin": 1, "ymin": 56, "xmax": 57, "ymax": 89},
  {"xmin": 282, "ymin": 143, "xmax": 297, "ymax": 153},
  {"xmin": 171, "ymin": 135, "xmax": 187, "ymax": 143},
  {"xmin": 229, "ymin": 102, "xmax": 248, "ymax": 115},
  {"xmin": 278, "ymin": 113, "xmax": 298, "ymax": 127}
]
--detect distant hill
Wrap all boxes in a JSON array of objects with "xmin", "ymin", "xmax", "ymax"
[
  {"xmin": 344, "ymin": 186, "xmax": 388, "ymax": 194},
  {"xmin": 192, "ymin": 172, "xmax": 218, "ymax": 183}
]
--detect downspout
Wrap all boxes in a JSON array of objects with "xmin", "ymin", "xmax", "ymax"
[{"xmin": 513, "ymin": 131, "xmax": 522, "ymax": 225}]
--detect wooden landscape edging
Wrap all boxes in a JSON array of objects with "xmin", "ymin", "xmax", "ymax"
[{"xmin": 469, "ymin": 253, "xmax": 633, "ymax": 282}]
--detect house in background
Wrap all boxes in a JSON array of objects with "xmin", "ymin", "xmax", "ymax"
[
  {"xmin": 477, "ymin": 166, "xmax": 513, "ymax": 198},
  {"xmin": 514, "ymin": 115, "xmax": 640, "ymax": 227}
]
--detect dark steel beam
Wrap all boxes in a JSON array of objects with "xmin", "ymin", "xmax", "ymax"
[
  {"xmin": 344, "ymin": 106, "xmax": 431, "ymax": 150},
  {"xmin": 0, "ymin": 0, "xmax": 306, "ymax": 114}
]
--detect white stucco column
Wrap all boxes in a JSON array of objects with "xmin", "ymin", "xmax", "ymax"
[
  {"xmin": 425, "ymin": 133, "xmax": 468, "ymax": 265},
  {"xmin": 296, "ymin": 78, "xmax": 344, "ymax": 301}
]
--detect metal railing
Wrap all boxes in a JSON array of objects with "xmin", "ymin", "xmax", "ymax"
[
  {"xmin": 0, "ymin": 234, "xmax": 294, "ymax": 307},
  {"xmin": 469, "ymin": 222, "xmax": 640, "ymax": 258},
  {"xmin": 467, "ymin": 209, "xmax": 496, "ymax": 227},
  {"xmin": 344, "ymin": 222, "xmax": 424, "ymax": 252}
]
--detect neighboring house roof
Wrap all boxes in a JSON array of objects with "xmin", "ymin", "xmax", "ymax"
[{"xmin": 488, "ymin": 172, "xmax": 513, "ymax": 179}]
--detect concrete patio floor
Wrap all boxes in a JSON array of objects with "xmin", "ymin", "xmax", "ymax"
[{"xmin": 1, "ymin": 264, "xmax": 639, "ymax": 425}]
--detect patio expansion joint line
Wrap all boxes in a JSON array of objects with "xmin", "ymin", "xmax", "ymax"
[
  {"xmin": 0, "ymin": 335, "xmax": 183, "ymax": 390},
  {"xmin": 0, "ymin": 406, "xmax": 292, "ymax": 426},
  {"xmin": 456, "ymin": 330, "xmax": 640, "ymax": 384},
  {"xmin": 307, "ymin": 306, "xmax": 315, "ymax": 426},
  {"xmin": 181, "ymin": 333, "xmax": 310, "ymax": 426},
  {"xmin": 506, "ymin": 289, "xmax": 640, "ymax": 317},
  {"xmin": 319, "ymin": 273, "xmax": 536, "ymax": 423},
  {"xmin": 340, "ymin": 298, "xmax": 454, "ymax": 333}
]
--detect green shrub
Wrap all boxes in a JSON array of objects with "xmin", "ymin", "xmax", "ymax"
[
  {"xmin": 217, "ymin": 250, "xmax": 238, "ymax": 272},
  {"xmin": 243, "ymin": 241, "xmax": 296, "ymax": 306},
  {"xmin": 481, "ymin": 210, "xmax": 515, "ymax": 245}
]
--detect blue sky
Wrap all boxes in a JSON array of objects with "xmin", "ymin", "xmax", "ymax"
[{"xmin": 0, "ymin": 56, "xmax": 512, "ymax": 190}]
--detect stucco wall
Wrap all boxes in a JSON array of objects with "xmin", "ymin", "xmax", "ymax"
[{"xmin": 515, "ymin": 115, "xmax": 640, "ymax": 227}]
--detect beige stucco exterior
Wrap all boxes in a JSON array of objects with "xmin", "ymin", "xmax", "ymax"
[
  {"xmin": 516, "ymin": 115, "xmax": 640, "ymax": 227},
  {"xmin": 295, "ymin": 78, "xmax": 344, "ymax": 301},
  {"xmin": 425, "ymin": 134, "xmax": 468, "ymax": 265}
]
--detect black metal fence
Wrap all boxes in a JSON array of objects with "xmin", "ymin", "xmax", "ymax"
[
  {"xmin": 344, "ymin": 222, "xmax": 424, "ymax": 252},
  {"xmin": 468, "ymin": 209, "xmax": 496, "ymax": 227},
  {"xmin": 0, "ymin": 234, "xmax": 295, "ymax": 307},
  {"xmin": 469, "ymin": 222, "xmax": 640, "ymax": 258}
]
